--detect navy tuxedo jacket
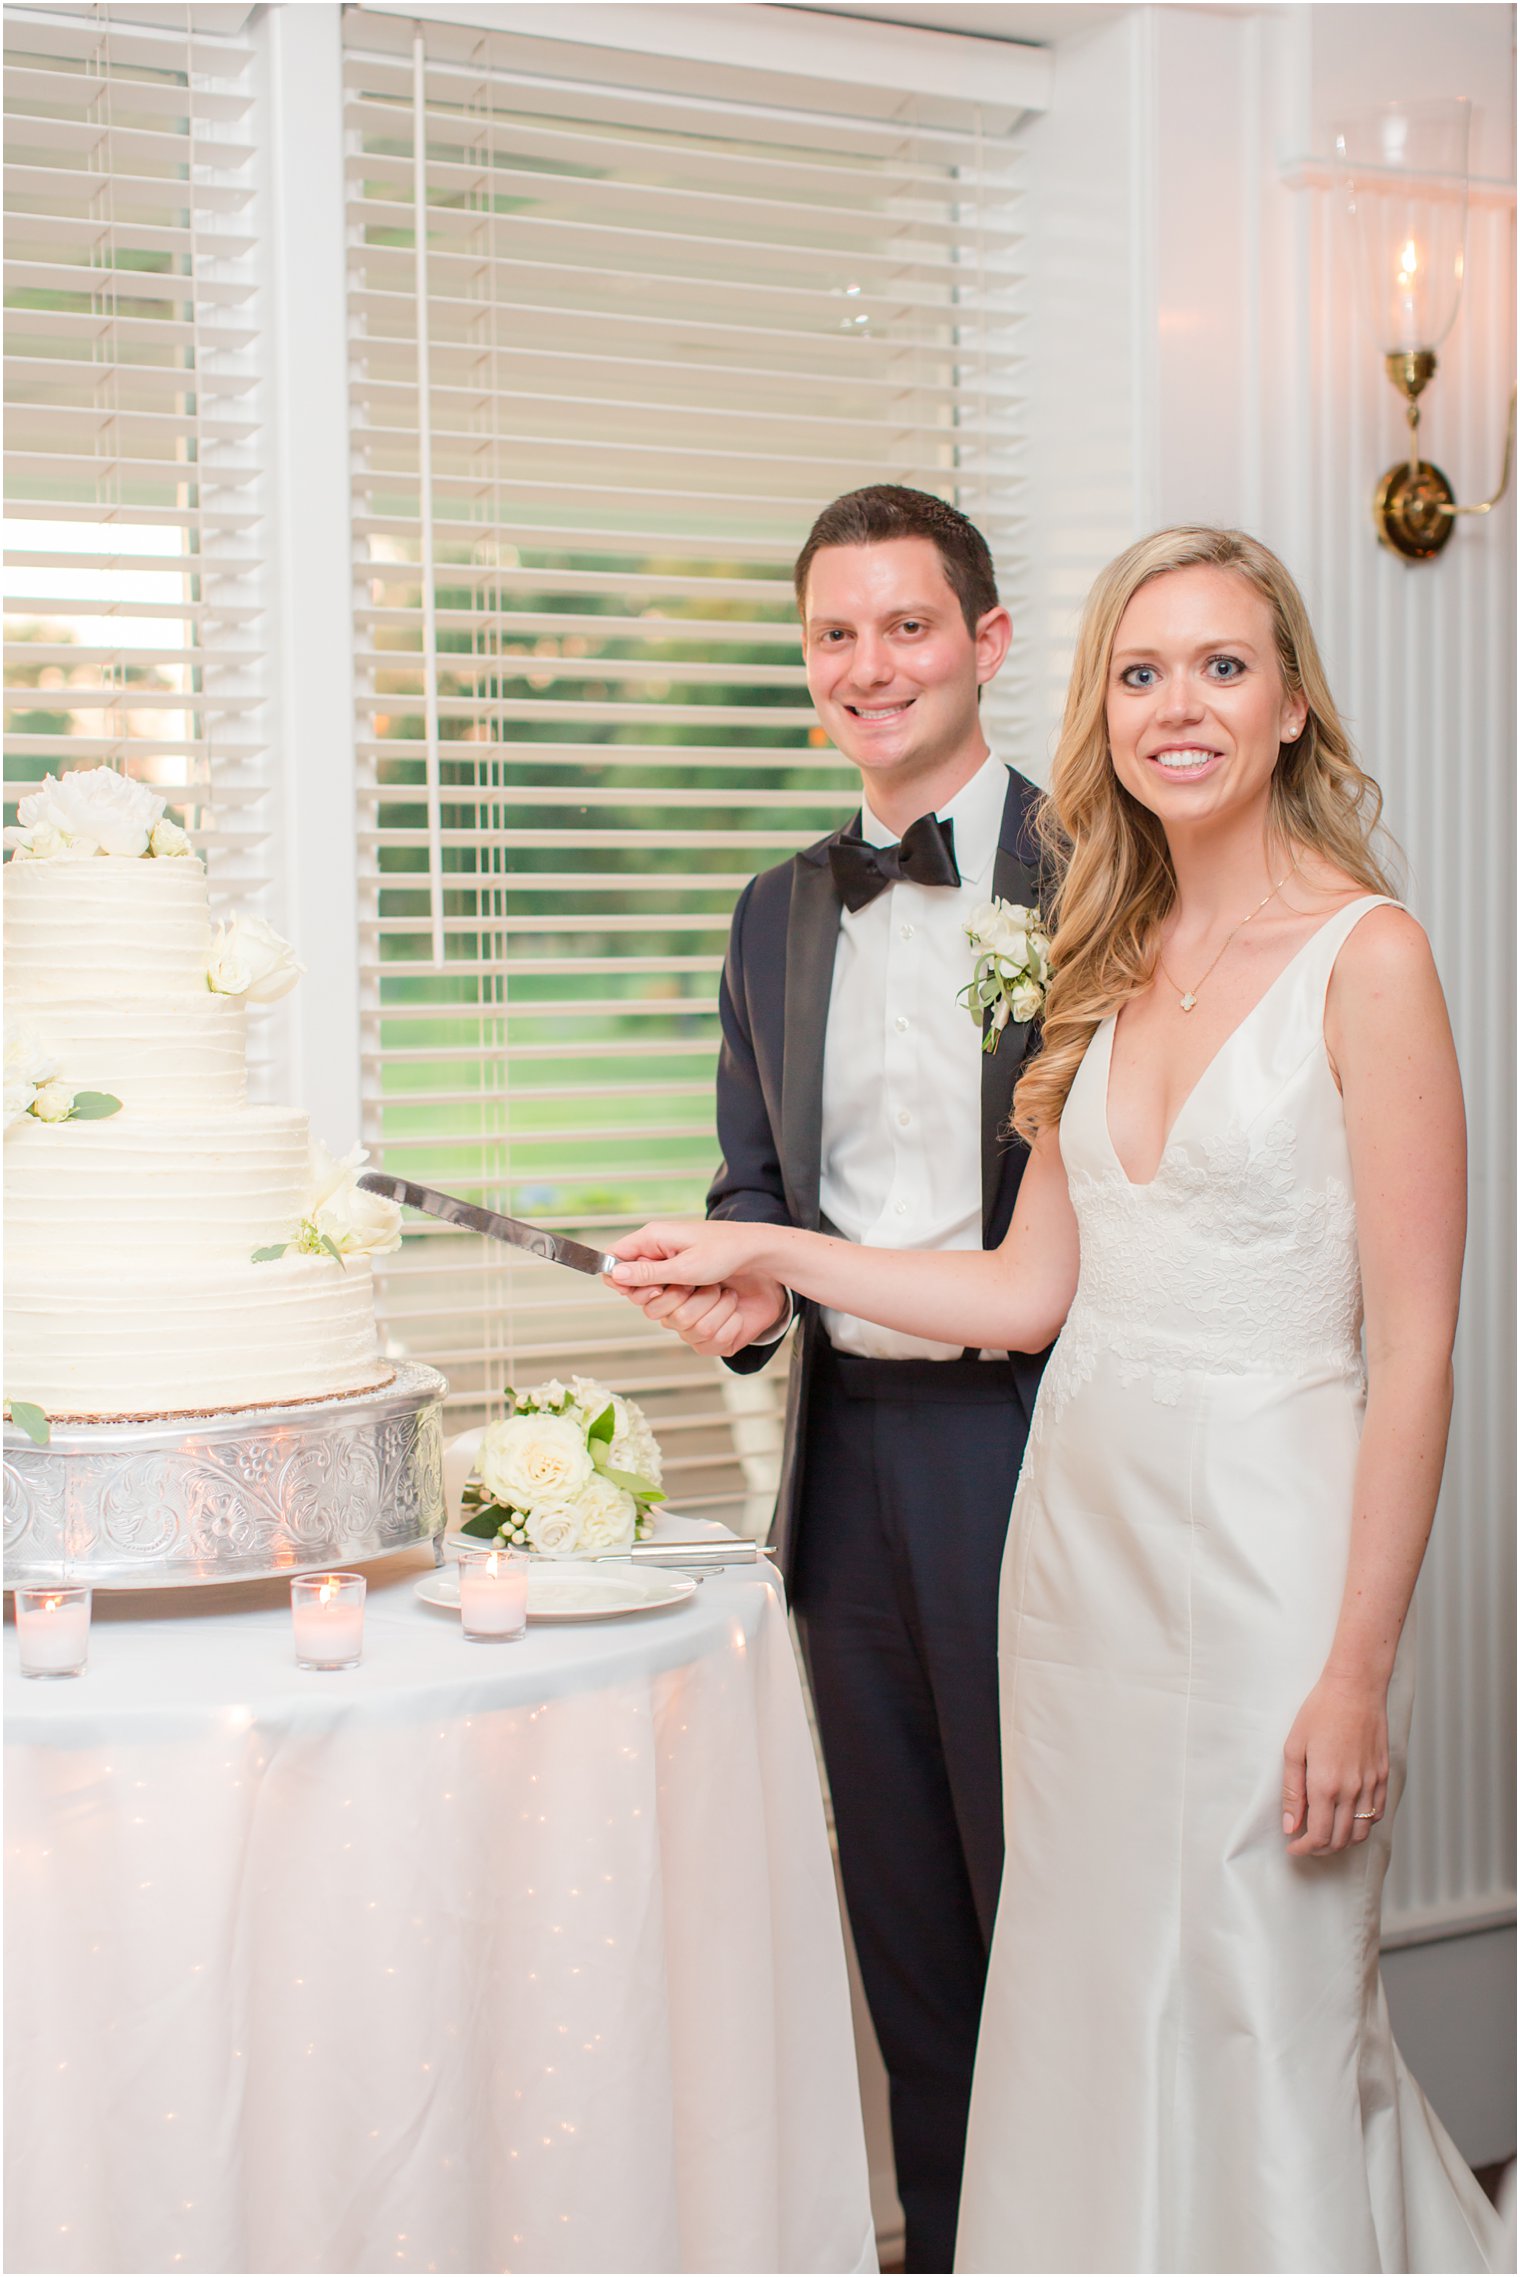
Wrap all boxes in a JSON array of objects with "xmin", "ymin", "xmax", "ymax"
[{"xmin": 707, "ymin": 764, "xmax": 1052, "ymax": 1581}]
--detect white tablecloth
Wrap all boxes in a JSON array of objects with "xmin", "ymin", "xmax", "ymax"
[{"xmin": 5, "ymin": 1547, "xmax": 875, "ymax": 2276}]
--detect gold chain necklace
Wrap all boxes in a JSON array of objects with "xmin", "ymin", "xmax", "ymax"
[{"xmin": 1157, "ymin": 869, "xmax": 1295, "ymax": 1013}]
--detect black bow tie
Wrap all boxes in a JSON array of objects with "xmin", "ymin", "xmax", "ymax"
[{"xmin": 827, "ymin": 813, "xmax": 960, "ymax": 912}]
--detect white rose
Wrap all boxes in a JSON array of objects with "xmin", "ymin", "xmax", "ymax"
[
  {"xmin": 30, "ymin": 1078, "xmax": 76, "ymax": 1122},
  {"xmin": 520, "ymin": 1377, "xmax": 570, "ymax": 1412},
  {"xmin": 1010, "ymin": 981, "xmax": 1044, "ymax": 1024},
  {"xmin": 4, "ymin": 1025, "xmax": 60, "ymax": 1129},
  {"xmin": 525, "ymin": 1499, "xmax": 583, "ymax": 1557},
  {"xmin": 316, "ymin": 1178, "xmax": 402, "ymax": 1259},
  {"xmin": 573, "ymin": 1473, "xmax": 638, "ymax": 1553},
  {"xmin": 967, "ymin": 901, "xmax": 1001, "ymax": 950},
  {"xmin": 149, "ymin": 818, "xmax": 194, "ymax": 858},
  {"xmin": 207, "ymin": 914, "xmax": 305, "ymax": 1002},
  {"xmin": 302, "ymin": 1140, "xmax": 401, "ymax": 1258},
  {"xmin": 476, "ymin": 1414, "xmax": 594, "ymax": 1510},
  {"xmin": 306, "ymin": 1138, "xmax": 363, "ymax": 1216},
  {"xmin": 18, "ymin": 767, "xmax": 164, "ymax": 857},
  {"xmin": 5, "ymin": 820, "xmax": 71, "ymax": 862}
]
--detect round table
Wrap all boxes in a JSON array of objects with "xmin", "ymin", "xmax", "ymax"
[{"xmin": 5, "ymin": 1547, "xmax": 875, "ymax": 2275}]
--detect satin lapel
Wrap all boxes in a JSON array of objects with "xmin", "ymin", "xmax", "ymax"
[
  {"xmin": 781, "ymin": 851, "xmax": 842, "ymax": 1231},
  {"xmin": 980, "ymin": 832, "xmax": 1042, "ymax": 1236}
]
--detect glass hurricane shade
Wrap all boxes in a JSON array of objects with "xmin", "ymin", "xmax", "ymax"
[{"xmin": 1333, "ymin": 100, "xmax": 1471, "ymax": 353}]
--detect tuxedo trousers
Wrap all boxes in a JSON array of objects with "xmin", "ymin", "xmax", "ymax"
[{"xmin": 791, "ymin": 1342, "xmax": 1030, "ymax": 2277}]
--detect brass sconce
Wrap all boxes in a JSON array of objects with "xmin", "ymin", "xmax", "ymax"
[{"xmin": 1334, "ymin": 98, "xmax": 1515, "ymax": 563}]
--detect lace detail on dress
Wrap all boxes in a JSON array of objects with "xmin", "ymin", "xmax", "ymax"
[{"xmin": 1034, "ymin": 1118, "xmax": 1364, "ymax": 1441}]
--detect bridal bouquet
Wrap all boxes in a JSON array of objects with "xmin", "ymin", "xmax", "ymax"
[{"xmin": 459, "ymin": 1376, "xmax": 665, "ymax": 1558}]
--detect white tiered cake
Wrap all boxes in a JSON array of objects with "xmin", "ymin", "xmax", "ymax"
[{"xmin": 4, "ymin": 780, "xmax": 396, "ymax": 1420}]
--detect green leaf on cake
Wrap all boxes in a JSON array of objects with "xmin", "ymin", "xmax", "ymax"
[
  {"xmin": 319, "ymin": 1234, "xmax": 346, "ymax": 1266},
  {"xmin": 67, "ymin": 1091, "xmax": 122, "ymax": 1120},
  {"xmin": 6, "ymin": 1402, "xmax": 50, "ymax": 1447},
  {"xmin": 250, "ymin": 1243, "xmax": 289, "ymax": 1262}
]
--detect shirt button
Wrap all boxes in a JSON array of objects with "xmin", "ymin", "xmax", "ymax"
[
  {"xmin": 897, "ymin": 1110, "xmax": 911, "ymax": 1126},
  {"xmin": 894, "ymin": 1016, "xmax": 909, "ymax": 1033},
  {"xmin": 894, "ymin": 1201, "xmax": 908, "ymax": 1216},
  {"xmin": 899, "ymin": 924, "xmax": 914, "ymax": 942}
]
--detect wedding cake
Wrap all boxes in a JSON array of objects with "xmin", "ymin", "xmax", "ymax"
[{"xmin": 4, "ymin": 770, "xmax": 401, "ymax": 1421}]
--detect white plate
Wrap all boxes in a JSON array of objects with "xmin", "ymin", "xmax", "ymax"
[{"xmin": 415, "ymin": 1563, "xmax": 697, "ymax": 1622}]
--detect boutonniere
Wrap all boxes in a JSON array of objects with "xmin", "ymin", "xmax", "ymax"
[{"xmin": 958, "ymin": 899, "xmax": 1051, "ymax": 1054}]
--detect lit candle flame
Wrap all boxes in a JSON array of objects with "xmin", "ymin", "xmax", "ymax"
[
  {"xmin": 319, "ymin": 1578, "xmax": 337, "ymax": 1605},
  {"xmin": 42, "ymin": 1595, "xmax": 62, "ymax": 1614},
  {"xmin": 486, "ymin": 1552, "xmax": 500, "ymax": 1577},
  {"xmin": 1396, "ymin": 237, "xmax": 1420, "ymax": 287}
]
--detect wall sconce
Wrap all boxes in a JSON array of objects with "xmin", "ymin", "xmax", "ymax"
[{"xmin": 1334, "ymin": 98, "xmax": 1514, "ymax": 562}]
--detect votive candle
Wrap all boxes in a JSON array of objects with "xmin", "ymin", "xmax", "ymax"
[
  {"xmin": 15, "ymin": 1584, "xmax": 91, "ymax": 1678},
  {"xmin": 290, "ymin": 1572, "xmax": 366, "ymax": 1669},
  {"xmin": 459, "ymin": 1546, "xmax": 529, "ymax": 1641}
]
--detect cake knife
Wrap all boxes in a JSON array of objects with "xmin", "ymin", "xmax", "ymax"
[{"xmin": 357, "ymin": 1173, "xmax": 620, "ymax": 1277}]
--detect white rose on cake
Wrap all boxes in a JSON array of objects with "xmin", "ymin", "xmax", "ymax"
[
  {"xmin": 477, "ymin": 1413, "xmax": 595, "ymax": 1509},
  {"xmin": 5, "ymin": 1030, "xmax": 58, "ymax": 1128},
  {"xmin": 304, "ymin": 1141, "xmax": 402, "ymax": 1259},
  {"xmin": 7, "ymin": 767, "xmax": 167, "ymax": 859},
  {"xmin": 148, "ymin": 818, "xmax": 194, "ymax": 858},
  {"xmin": 207, "ymin": 914, "xmax": 305, "ymax": 1003}
]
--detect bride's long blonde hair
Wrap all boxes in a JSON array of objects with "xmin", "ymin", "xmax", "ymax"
[{"xmin": 1012, "ymin": 526, "xmax": 1398, "ymax": 1142}]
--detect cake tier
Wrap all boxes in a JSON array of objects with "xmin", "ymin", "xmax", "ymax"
[
  {"xmin": 16, "ymin": 995, "xmax": 247, "ymax": 1112},
  {"xmin": 5, "ymin": 1107, "xmax": 309, "ymax": 1270},
  {"xmin": 4, "ymin": 1253, "xmax": 388, "ymax": 1417},
  {"xmin": 5, "ymin": 852, "xmax": 214, "ymax": 1005}
]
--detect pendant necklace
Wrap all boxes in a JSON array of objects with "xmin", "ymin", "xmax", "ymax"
[{"xmin": 1157, "ymin": 868, "xmax": 1295, "ymax": 1014}]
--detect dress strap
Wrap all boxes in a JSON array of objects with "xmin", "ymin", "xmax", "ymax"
[{"xmin": 1298, "ymin": 894, "xmax": 1402, "ymax": 1017}]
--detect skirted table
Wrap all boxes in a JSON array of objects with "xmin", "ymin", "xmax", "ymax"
[{"xmin": 5, "ymin": 1547, "xmax": 875, "ymax": 2275}]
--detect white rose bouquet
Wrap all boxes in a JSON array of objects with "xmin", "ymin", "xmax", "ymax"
[
  {"xmin": 3, "ymin": 767, "xmax": 188, "ymax": 860},
  {"xmin": 459, "ymin": 1375, "xmax": 665, "ymax": 1558},
  {"xmin": 958, "ymin": 898, "xmax": 1051, "ymax": 1053}
]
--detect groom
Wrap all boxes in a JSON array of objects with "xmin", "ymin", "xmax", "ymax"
[{"xmin": 631, "ymin": 487, "xmax": 1049, "ymax": 2272}]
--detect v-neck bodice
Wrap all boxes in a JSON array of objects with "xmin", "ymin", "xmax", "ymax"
[{"xmin": 1037, "ymin": 896, "xmax": 1394, "ymax": 1429}]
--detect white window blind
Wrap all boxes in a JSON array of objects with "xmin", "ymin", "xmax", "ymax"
[
  {"xmin": 344, "ymin": 5, "xmax": 1031, "ymax": 1523},
  {"xmin": 3, "ymin": 3, "xmax": 265, "ymax": 905}
]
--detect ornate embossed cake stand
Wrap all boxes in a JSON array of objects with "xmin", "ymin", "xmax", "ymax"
[{"xmin": 2, "ymin": 1361, "xmax": 448, "ymax": 1589}]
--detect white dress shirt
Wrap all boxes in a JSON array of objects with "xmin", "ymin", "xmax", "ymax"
[{"xmin": 818, "ymin": 754, "xmax": 1007, "ymax": 1360}]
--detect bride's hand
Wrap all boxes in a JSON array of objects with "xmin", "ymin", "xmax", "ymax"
[
  {"xmin": 608, "ymin": 1218, "xmax": 774, "ymax": 1293},
  {"xmin": 1280, "ymin": 1674, "xmax": 1390, "ymax": 1856}
]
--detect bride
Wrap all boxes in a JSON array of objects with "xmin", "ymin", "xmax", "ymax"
[{"xmin": 611, "ymin": 526, "xmax": 1502, "ymax": 2272}]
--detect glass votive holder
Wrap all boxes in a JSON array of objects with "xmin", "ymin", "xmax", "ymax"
[
  {"xmin": 290, "ymin": 1572, "xmax": 366, "ymax": 1670},
  {"xmin": 458, "ymin": 1545, "xmax": 529, "ymax": 1641},
  {"xmin": 15, "ymin": 1584, "xmax": 92, "ymax": 1679}
]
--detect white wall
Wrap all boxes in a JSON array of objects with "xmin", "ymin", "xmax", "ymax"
[{"xmin": 1016, "ymin": 0, "xmax": 1516, "ymax": 2165}]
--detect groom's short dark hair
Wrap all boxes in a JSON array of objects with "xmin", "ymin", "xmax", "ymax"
[{"xmin": 794, "ymin": 485, "xmax": 999, "ymax": 637}]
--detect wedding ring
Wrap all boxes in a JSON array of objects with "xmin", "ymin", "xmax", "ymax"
[{"xmin": 1353, "ymin": 1811, "xmax": 1380, "ymax": 1821}]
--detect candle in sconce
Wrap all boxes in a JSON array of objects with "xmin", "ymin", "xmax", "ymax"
[
  {"xmin": 15, "ymin": 1584, "xmax": 92, "ymax": 1678},
  {"xmin": 290, "ymin": 1573, "xmax": 366, "ymax": 1670},
  {"xmin": 459, "ymin": 1546, "xmax": 529, "ymax": 1641}
]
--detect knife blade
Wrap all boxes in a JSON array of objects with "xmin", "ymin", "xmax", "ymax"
[{"xmin": 358, "ymin": 1173, "xmax": 620, "ymax": 1277}]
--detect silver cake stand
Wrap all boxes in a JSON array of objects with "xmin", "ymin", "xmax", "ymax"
[{"xmin": 2, "ymin": 1361, "xmax": 448, "ymax": 1589}]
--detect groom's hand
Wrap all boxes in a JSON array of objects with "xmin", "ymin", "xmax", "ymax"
[{"xmin": 638, "ymin": 1276, "xmax": 790, "ymax": 1359}]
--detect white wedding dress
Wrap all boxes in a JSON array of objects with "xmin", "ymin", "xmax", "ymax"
[{"xmin": 956, "ymin": 899, "xmax": 1503, "ymax": 2274}]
